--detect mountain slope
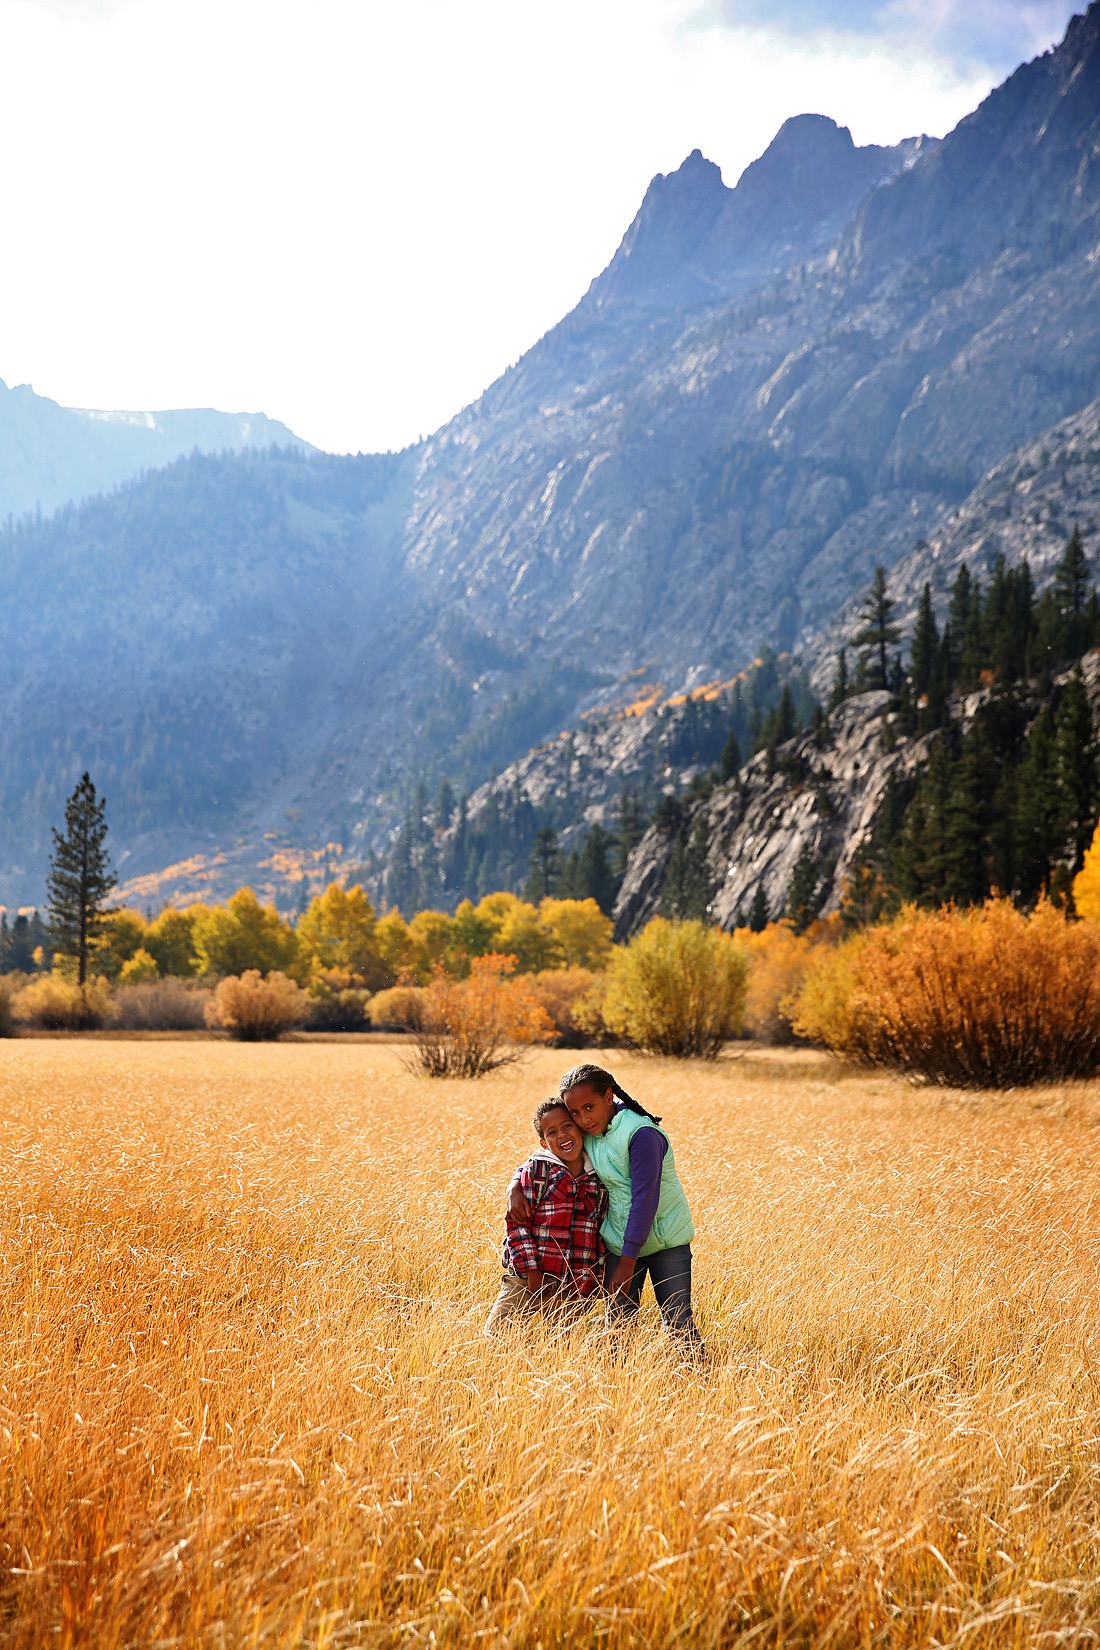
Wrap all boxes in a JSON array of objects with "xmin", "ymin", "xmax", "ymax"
[
  {"xmin": 0, "ymin": 379, "xmax": 313, "ymax": 521},
  {"xmin": 3, "ymin": 8, "xmax": 1100, "ymax": 909}
]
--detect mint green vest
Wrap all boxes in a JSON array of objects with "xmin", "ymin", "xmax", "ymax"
[{"xmin": 585, "ymin": 1107, "xmax": 695, "ymax": 1259}]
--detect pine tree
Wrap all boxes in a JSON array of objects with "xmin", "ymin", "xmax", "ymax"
[
  {"xmin": 941, "ymin": 723, "xmax": 989, "ymax": 905},
  {"xmin": 525, "ymin": 826, "xmax": 561, "ymax": 900},
  {"xmin": 829, "ymin": 649, "xmax": 849, "ymax": 711},
  {"xmin": 1014, "ymin": 706, "xmax": 1059, "ymax": 901},
  {"xmin": 719, "ymin": 728, "xmax": 742, "ymax": 781},
  {"xmin": 1053, "ymin": 525, "xmax": 1090, "ymax": 659},
  {"xmin": 612, "ymin": 791, "xmax": 646, "ymax": 880},
  {"xmin": 910, "ymin": 583, "xmax": 938, "ymax": 698},
  {"xmin": 569, "ymin": 826, "xmax": 617, "ymax": 916},
  {"xmin": 946, "ymin": 565, "xmax": 974, "ymax": 681},
  {"xmin": 47, "ymin": 773, "xmax": 117, "ymax": 986},
  {"xmin": 748, "ymin": 883, "xmax": 769, "ymax": 933},
  {"xmin": 1053, "ymin": 666, "xmax": 1097, "ymax": 867},
  {"xmin": 852, "ymin": 566, "xmax": 901, "ymax": 690},
  {"xmin": 786, "ymin": 842, "xmax": 822, "ymax": 933}
]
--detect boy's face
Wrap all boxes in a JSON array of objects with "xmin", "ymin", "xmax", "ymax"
[{"xmin": 539, "ymin": 1105, "xmax": 585, "ymax": 1169}]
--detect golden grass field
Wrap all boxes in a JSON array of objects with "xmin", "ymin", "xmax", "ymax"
[{"xmin": 3, "ymin": 1040, "xmax": 1100, "ymax": 1648}]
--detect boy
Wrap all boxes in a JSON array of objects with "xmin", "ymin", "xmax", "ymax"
[{"xmin": 484, "ymin": 1097, "xmax": 608, "ymax": 1336}]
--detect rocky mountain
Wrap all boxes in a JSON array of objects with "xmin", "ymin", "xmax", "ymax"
[
  {"xmin": 422, "ymin": 398, "xmax": 1100, "ymax": 928},
  {"xmin": 805, "ymin": 399, "xmax": 1100, "ymax": 696},
  {"xmin": 616, "ymin": 642, "xmax": 1100, "ymax": 937},
  {"xmin": 1, "ymin": 7, "xmax": 1099, "ymax": 911},
  {"xmin": 0, "ymin": 378, "xmax": 311, "ymax": 521}
]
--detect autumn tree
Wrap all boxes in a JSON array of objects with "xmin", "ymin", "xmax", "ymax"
[
  {"xmin": 297, "ymin": 883, "xmax": 387, "ymax": 987},
  {"xmin": 538, "ymin": 898, "xmax": 613, "ymax": 969},
  {"xmin": 47, "ymin": 773, "xmax": 117, "ymax": 986},
  {"xmin": 144, "ymin": 908, "xmax": 200, "ymax": 977},
  {"xmin": 192, "ymin": 888, "xmax": 299, "ymax": 979}
]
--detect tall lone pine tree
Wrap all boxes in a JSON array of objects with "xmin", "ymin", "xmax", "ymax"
[{"xmin": 47, "ymin": 773, "xmax": 117, "ymax": 986}]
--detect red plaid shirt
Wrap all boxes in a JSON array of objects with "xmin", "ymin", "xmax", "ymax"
[{"xmin": 503, "ymin": 1152, "xmax": 607, "ymax": 1298}]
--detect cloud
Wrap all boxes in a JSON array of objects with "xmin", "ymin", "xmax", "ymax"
[
  {"xmin": 687, "ymin": 0, "xmax": 1078, "ymax": 77},
  {"xmin": 0, "ymin": 0, "xmax": 138, "ymax": 18}
]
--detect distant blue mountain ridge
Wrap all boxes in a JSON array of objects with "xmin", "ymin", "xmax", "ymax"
[{"xmin": 0, "ymin": 378, "xmax": 313, "ymax": 521}]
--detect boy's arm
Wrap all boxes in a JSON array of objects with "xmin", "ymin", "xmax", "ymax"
[
  {"xmin": 609, "ymin": 1130, "xmax": 668, "ymax": 1294},
  {"xmin": 506, "ymin": 1166, "xmax": 532, "ymax": 1223},
  {"xmin": 506, "ymin": 1165, "xmax": 544, "ymax": 1291}
]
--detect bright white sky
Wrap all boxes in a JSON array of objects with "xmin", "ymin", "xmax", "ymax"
[{"xmin": 0, "ymin": 0, "xmax": 1078, "ymax": 453}]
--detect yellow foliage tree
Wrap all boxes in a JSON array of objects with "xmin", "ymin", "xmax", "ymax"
[
  {"xmin": 118, "ymin": 948, "xmax": 160, "ymax": 985},
  {"xmin": 144, "ymin": 907, "xmax": 201, "ymax": 977},
  {"xmin": 297, "ymin": 883, "xmax": 386, "ymax": 987},
  {"xmin": 1072, "ymin": 819, "xmax": 1100, "ymax": 920},
  {"xmin": 373, "ymin": 910, "xmax": 415, "ymax": 984},
  {"xmin": 539, "ymin": 898, "xmax": 613, "ymax": 969},
  {"xmin": 496, "ymin": 901, "xmax": 560, "ymax": 973},
  {"xmin": 97, "ymin": 909, "xmax": 148, "ymax": 980},
  {"xmin": 472, "ymin": 892, "xmax": 521, "ymax": 949},
  {"xmin": 408, "ymin": 909, "xmax": 456, "ymax": 983},
  {"xmin": 192, "ymin": 889, "xmax": 300, "ymax": 980},
  {"xmin": 448, "ymin": 900, "xmax": 497, "ymax": 969}
]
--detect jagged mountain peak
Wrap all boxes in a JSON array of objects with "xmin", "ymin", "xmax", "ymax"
[
  {"xmin": 749, "ymin": 112, "xmax": 854, "ymax": 164},
  {"xmin": 587, "ymin": 112, "xmax": 929, "ymax": 313},
  {"xmin": 847, "ymin": 1, "xmax": 1100, "ymax": 272}
]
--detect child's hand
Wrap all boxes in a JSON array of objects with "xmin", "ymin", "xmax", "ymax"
[
  {"xmin": 507, "ymin": 1183, "xmax": 532, "ymax": 1222},
  {"xmin": 608, "ymin": 1256, "xmax": 636, "ymax": 1296},
  {"xmin": 525, "ymin": 1269, "xmax": 545, "ymax": 1293}
]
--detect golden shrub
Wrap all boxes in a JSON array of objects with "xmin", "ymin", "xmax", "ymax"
[
  {"xmin": 529, "ymin": 967, "xmax": 604, "ymax": 1046},
  {"xmin": 407, "ymin": 954, "xmax": 555, "ymax": 1078},
  {"xmin": 205, "ymin": 971, "xmax": 309, "ymax": 1041},
  {"xmin": 368, "ymin": 984, "xmax": 427, "ymax": 1030},
  {"xmin": 12, "ymin": 975, "xmax": 114, "ymax": 1030},
  {"xmin": 306, "ymin": 982, "xmax": 370, "ymax": 1032},
  {"xmin": 112, "ymin": 979, "xmax": 213, "ymax": 1031},
  {"xmin": 737, "ymin": 920, "xmax": 823, "ymax": 1045},
  {"xmin": 601, "ymin": 918, "xmax": 749, "ymax": 1059},
  {"xmin": 793, "ymin": 898, "xmax": 1100, "ymax": 1086},
  {"xmin": 789, "ymin": 930, "xmax": 886, "ymax": 1064}
]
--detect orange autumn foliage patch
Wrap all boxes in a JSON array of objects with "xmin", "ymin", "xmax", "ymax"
[
  {"xmin": 406, "ymin": 954, "xmax": 555, "ymax": 1078},
  {"xmin": 736, "ymin": 920, "xmax": 836, "ymax": 1045},
  {"xmin": 793, "ymin": 898, "xmax": 1100, "ymax": 1086}
]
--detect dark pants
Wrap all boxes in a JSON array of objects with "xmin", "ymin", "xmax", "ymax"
[{"xmin": 604, "ymin": 1245, "xmax": 704, "ymax": 1349}]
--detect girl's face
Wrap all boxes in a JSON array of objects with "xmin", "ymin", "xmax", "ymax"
[{"xmin": 564, "ymin": 1081, "xmax": 616, "ymax": 1137}]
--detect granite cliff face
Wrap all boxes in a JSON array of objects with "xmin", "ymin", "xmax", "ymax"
[
  {"xmin": 1, "ymin": 10, "xmax": 1099, "ymax": 907},
  {"xmin": 425, "ymin": 403, "xmax": 1100, "ymax": 928}
]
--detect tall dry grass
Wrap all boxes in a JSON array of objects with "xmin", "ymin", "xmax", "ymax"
[{"xmin": 3, "ymin": 1043, "xmax": 1100, "ymax": 1647}]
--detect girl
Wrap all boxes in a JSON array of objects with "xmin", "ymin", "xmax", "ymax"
[{"xmin": 510, "ymin": 1062, "xmax": 704, "ymax": 1351}]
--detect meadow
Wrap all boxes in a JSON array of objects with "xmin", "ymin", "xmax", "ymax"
[{"xmin": 2, "ymin": 1040, "xmax": 1100, "ymax": 1647}]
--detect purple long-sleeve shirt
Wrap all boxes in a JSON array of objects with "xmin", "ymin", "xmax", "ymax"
[{"xmin": 620, "ymin": 1119, "xmax": 668, "ymax": 1259}]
